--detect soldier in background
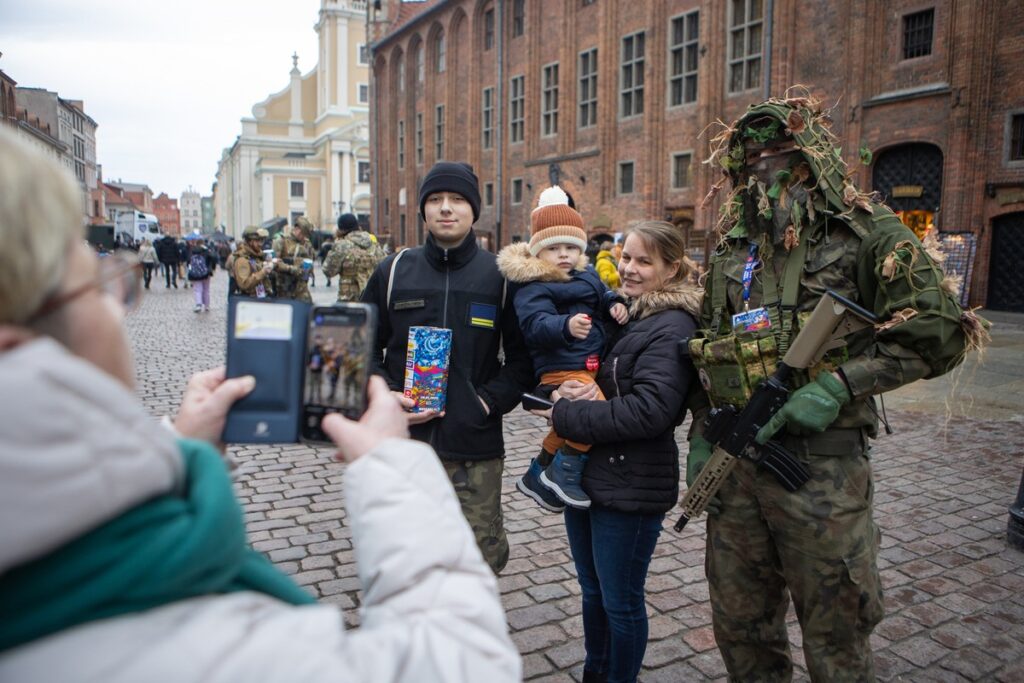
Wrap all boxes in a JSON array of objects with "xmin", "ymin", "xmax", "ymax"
[
  {"xmin": 271, "ymin": 217, "xmax": 316, "ymax": 303},
  {"xmin": 323, "ymin": 213, "xmax": 385, "ymax": 302},
  {"xmin": 230, "ymin": 226, "xmax": 274, "ymax": 298},
  {"xmin": 687, "ymin": 93, "xmax": 987, "ymax": 681}
]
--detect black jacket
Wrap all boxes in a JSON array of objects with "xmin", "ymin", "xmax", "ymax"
[
  {"xmin": 552, "ymin": 283, "xmax": 702, "ymax": 514},
  {"xmin": 155, "ymin": 236, "xmax": 179, "ymax": 264},
  {"xmin": 361, "ymin": 230, "xmax": 534, "ymax": 461}
]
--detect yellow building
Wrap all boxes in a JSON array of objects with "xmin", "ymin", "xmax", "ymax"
[{"xmin": 216, "ymin": 0, "xmax": 371, "ymax": 239}]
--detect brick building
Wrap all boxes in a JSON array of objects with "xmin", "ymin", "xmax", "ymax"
[
  {"xmin": 153, "ymin": 192, "xmax": 181, "ymax": 236},
  {"xmin": 368, "ymin": 0, "xmax": 1024, "ymax": 310}
]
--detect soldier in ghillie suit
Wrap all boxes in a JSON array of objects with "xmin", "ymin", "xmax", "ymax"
[
  {"xmin": 686, "ymin": 92, "xmax": 989, "ymax": 682},
  {"xmin": 323, "ymin": 213, "xmax": 385, "ymax": 302},
  {"xmin": 271, "ymin": 217, "xmax": 316, "ymax": 303}
]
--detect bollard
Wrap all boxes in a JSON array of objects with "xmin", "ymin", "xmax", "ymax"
[{"xmin": 1009, "ymin": 464, "xmax": 1024, "ymax": 552}]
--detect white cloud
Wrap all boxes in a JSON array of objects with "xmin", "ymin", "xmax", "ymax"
[{"xmin": 0, "ymin": 0, "xmax": 326, "ymax": 195}]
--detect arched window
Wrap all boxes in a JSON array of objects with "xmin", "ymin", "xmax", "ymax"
[{"xmin": 435, "ymin": 32, "xmax": 446, "ymax": 73}]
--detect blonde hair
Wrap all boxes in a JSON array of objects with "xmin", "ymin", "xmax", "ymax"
[
  {"xmin": 0, "ymin": 128, "xmax": 83, "ymax": 324},
  {"xmin": 622, "ymin": 220, "xmax": 694, "ymax": 285}
]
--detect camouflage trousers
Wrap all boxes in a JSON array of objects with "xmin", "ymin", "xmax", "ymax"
[
  {"xmin": 442, "ymin": 458, "xmax": 509, "ymax": 574},
  {"xmin": 705, "ymin": 430, "xmax": 884, "ymax": 682},
  {"xmin": 335, "ymin": 277, "xmax": 361, "ymax": 302}
]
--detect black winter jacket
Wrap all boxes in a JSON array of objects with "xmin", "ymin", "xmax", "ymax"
[
  {"xmin": 552, "ymin": 283, "xmax": 702, "ymax": 514},
  {"xmin": 361, "ymin": 230, "xmax": 534, "ymax": 461},
  {"xmin": 496, "ymin": 242, "xmax": 620, "ymax": 377},
  {"xmin": 155, "ymin": 236, "xmax": 179, "ymax": 264}
]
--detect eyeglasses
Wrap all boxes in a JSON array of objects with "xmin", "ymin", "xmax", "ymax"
[{"xmin": 28, "ymin": 252, "xmax": 143, "ymax": 323}]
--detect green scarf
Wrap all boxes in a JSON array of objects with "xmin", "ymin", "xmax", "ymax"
[{"xmin": 0, "ymin": 439, "xmax": 315, "ymax": 652}]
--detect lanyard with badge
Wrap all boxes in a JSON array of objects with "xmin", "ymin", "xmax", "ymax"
[{"xmin": 731, "ymin": 242, "xmax": 772, "ymax": 333}]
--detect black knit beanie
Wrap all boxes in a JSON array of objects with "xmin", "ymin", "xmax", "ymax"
[
  {"xmin": 418, "ymin": 162, "xmax": 481, "ymax": 222},
  {"xmin": 337, "ymin": 212, "xmax": 360, "ymax": 234}
]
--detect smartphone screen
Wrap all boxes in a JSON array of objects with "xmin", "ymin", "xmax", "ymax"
[{"xmin": 301, "ymin": 303, "xmax": 375, "ymax": 443}]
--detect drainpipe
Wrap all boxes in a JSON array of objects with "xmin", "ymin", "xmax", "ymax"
[
  {"xmin": 763, "ymin": 0, "xmax": 774, "ymax": 99},
  {"xmin": 368, "ymin": 4, "xmax": 380, "ymax": 234},
  {"xmin": 495, "ymin": 0, "xmax": 505, "ymax": 250}
]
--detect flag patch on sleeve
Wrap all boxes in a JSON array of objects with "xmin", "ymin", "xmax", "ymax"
[{"xmin": 468, "ymin": 302, "xmax": 497, "ymax": 329}]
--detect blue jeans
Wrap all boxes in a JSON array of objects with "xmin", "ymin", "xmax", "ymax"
[{"xmin": 564, "ymin": 506, "xmax": 664, "ymax": 683}]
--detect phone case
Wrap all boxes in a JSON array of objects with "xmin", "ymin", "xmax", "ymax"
[
  {"xmin": 403, "ymin": 326, "xmax": 452, "ymax": 412},
  {"xmin": 223, "ymin": 298, "xmax": 311, "ymax": 443}
]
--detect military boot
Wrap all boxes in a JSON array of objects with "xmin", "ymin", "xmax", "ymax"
[
  {"xmin": 516, "ymin": 451, "xmax": 565, "ymax": 513},
  {"xmin": 539, "ymin": 449, "xmax": 591, "ymax": 509}
]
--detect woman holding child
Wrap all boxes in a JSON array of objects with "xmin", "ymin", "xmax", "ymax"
[{"xmin": 527, "ymin": 217, "xmax": 702, "ymax": 683}]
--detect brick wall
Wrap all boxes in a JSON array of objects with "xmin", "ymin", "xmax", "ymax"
[{"xmin": 370, "ymin": 0, "xmax": 1024, "ymax": 306}]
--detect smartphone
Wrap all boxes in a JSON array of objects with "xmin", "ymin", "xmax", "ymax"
[
  {"xmin": 301, "ymin": 303, "xmax": 376, "ymax": 443},
  {"xmin": 521, "ymin": 392, "xmax": 555, "ymax": 411}
]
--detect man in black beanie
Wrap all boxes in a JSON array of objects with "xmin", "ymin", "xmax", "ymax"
[
  {"xmin": 323, "ymin": 212, "xmax": 385, "ymax": 301},
  {"xmin": 361, "ymin": 161, "xmax": 533, "ymax": 574}
]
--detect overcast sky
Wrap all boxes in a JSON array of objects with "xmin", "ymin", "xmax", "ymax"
[{"xmin": 0, "ymin": 0, "xmax": 324, "ymax": 197}]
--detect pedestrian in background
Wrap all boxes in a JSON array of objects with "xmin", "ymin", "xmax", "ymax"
[
  {"xmin": 594, "ymin": 240, "xmax": 620, "ymax": 289},
  {"xmin": 324, "ymin": 213, "xmax": 385, "ymax": 302},
  {"xmin": 138, "ymin": 238, "xmax": 158, "ymax": 290},
  {"xmin": 0, "ymin": 126, "xmax": 521, "ymax": 683},
  {"xmin": 361, "ymin": 162, "xmax": 535, "ymax": 574},
  {"xmin": 186, "ymin": 237, "xmax": 217, "ymax": 312},
  {"xmin": 176, "ymin": 239, "xmax": 191, "ymax": 288},
  {"xmin": 155, "ymin": 233, "xmax": 179, "ymax": 288},
  {"xmin": 230, "ymin": 226, "xmax": 275, "ymax": 298},
  {"xmin": 271, "ymin": 217, "xmax": 316, "ymax": 303},
  {"xmin": 318, "ymin": 237, "xmax": 334, "ymax": 287}
]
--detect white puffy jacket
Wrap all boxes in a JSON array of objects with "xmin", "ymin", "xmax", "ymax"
[{"xmin": 0, "ymin": 339, "xmax": 521, "ymax": 682}]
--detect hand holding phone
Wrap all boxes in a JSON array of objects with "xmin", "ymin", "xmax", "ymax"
[{"xmin": 322, "ymin": 377, "xmax": 409, "ymax": 463}]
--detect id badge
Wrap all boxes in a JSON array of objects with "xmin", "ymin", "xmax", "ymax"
[{"xmin": 732, "ymin": 306, "xmax": 771, "ymax": 333}]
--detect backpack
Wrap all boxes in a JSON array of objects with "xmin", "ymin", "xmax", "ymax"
[{"xmin": 188, "ymin": 251, "xmax": 210, "ymax": 280}]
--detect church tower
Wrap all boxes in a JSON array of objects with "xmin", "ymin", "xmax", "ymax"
[{"xmin": 315, "ymin": 0, "xmax": 370, "ymax": 117}]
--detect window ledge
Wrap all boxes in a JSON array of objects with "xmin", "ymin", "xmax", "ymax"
[{"xmin": 862, "ymin": 83, "xmax": 951, "ymax": 108}]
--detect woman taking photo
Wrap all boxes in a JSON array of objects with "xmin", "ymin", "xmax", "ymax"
[{"xmin": 536, "ymin": 221, "xmax": 702, "ymax": 683}]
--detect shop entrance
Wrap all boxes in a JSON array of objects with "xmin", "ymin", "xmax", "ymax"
[
  {"xmin": 988, "ymin": 211, "xmax": 1024, "ymax": 313},
  {"xmin": 872, "ymin": 143, "xmax": 944, "ymax": 239}
]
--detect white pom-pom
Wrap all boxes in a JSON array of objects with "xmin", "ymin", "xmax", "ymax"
[{"xmin": 535, "ymin": 185, "xmax": 568, "ymax": 210}]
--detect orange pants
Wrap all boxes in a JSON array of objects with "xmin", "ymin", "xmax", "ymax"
[{"xmin": 540, "ymin": 368, "xmax": 605, "ymax": 454}]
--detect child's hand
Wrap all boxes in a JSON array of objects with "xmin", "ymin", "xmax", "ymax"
[
  {"xmin": 568, "ymin": 313, "xmax": 593, "ymax": 340},
  {"xmin": 610, "ymin": 303, "xmax": 629, "ymax": 325}
]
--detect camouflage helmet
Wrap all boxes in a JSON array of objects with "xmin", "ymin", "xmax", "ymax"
[
  {"xmin": 294, "ymin": 216, "xmax": 314, "ymax": 234},
  {"xmin": 706, "ymin": 91, "xmax": 875, "ymax": 236}
]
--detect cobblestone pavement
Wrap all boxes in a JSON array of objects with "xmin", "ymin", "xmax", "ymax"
[{"xmin": 128, "ymin": 272, "xmax": 1024, "ymax": 682}]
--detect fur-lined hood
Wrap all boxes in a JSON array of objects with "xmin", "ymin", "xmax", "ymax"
[
  {"xmin": 628, "ymin": 281, "xmax": 703, "ymax": 321},
  {"xmin": 496, "ymin": 241, "xmax": 590, "ymax": 284}
]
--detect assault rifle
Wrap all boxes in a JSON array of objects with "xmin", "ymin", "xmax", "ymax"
[{"xmin": 674, "ymin": 290, "xmax": 878, "ymax": 532}]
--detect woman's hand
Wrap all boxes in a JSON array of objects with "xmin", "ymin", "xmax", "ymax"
[
  {"xmin": 174, "ymin": 367, "xmax": 256, "ymax": 448},
  {"xmin": 557, "ymin": 379, "xmax": 600, "ymax": 401},
  {"xmin": 324, "ymin": 376, "xmax": 411, "ymax": 463}
]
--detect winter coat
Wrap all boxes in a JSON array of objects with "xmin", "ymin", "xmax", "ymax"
[
  {"xmin": 139, "ymin": 244, "xmax": 158, "ymax": 264},
  {"xmin": 0, "ymin": 338, "xmax": 521, "ymax": 683},
  {"xmin": 361, "ymin": 230, "xmax": 535, "ymax": 461},
  {"xmin": 154, "ymin": 236, "xmax": 179, "ymax": 264},
  {"xmin": 497, "ymin": 242, "xmax": 621, "ymax": 377},
  {"xmin": 595, "ymin": 250, "xmax": 621, "ymax": 289},
  {"xmin": 230, "ymin": 242, "xmax": 273, "ymax": 297},
  {"xmin": 552, "ymin": 282, "xmax": 702, "ymax": 514}
]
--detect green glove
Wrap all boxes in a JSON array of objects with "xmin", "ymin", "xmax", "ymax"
[{"xmin": 755, "ymin": 372, "xmax": 851, "ymax": 444}]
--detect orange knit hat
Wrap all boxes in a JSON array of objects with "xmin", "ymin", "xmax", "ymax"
[{"xmin": 529, "ymin": 186, "xmax": 587, "ymax": 256}]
